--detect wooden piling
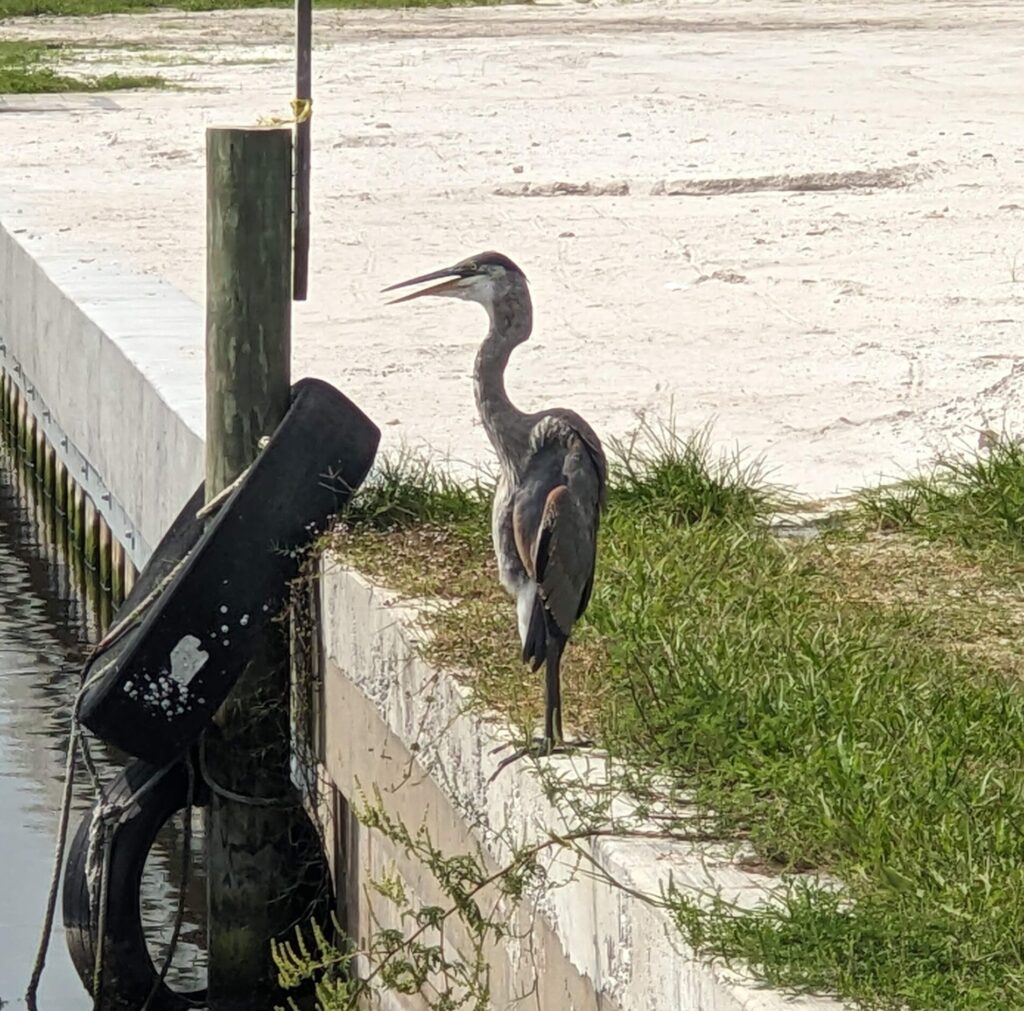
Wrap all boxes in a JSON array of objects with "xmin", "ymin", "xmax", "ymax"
[
  {"xmin": 0, "ymin": 371, "xmax": 9, "ymax": 437},
  {"xmin": 43, "ymin": 442, "xmax": 55, "ymax": 498},
  {"xmin": 40, "ymin": 482, "xmax": 58, "ymax": 566},
  {"xmin": 67, "ymin": 511, "xmax": 86, "ymax": 607},
  {"xmin": 35, "ymin": 423, "xmax": 46, "ymax": 485},
  {"xmin": 99, "ymin": 520, "xmax": 112, "ymax": 592},
  {"xmin": 68, "ymin": 481, "xmax": 80, "ymax": 550},
  {"xmin": 77, "ymin": 483, "xmax": 87, "ymax": 554},
  {"xmin": 84, "ymin": 496, "xmax": 99, "ymax": 572},
  {"xmin": 66, "ymin": 479, "xmax": 76, "ymax": 540},
  {"xmin": 54, "ymin": 470, "xmax": 69, "ymax": 562},
  {"xmin": 81, "ymin": 554, "xmax": 100, "ymax": 641},
  {"xmin": 97, "ymin": 583, "xmax": 113, "ymax": 635},
  {"xmin": 30, "ymin": 459, "xmax": 45, "ymax": 534},
  {"xmin": 26, "ymin": 410, "xmax": 37, "ymax": 471},
  {"xmin": 15, "ymin": 394, "xmax": 26, "ymax": 458},
  {"xmin": 111, "ymin": 537, "xmax": 125, "ymax": 607},
  {"xmin": 204, "ymin": 124, "xmax": 298, "ymax": 1010},
  {"xmin": 55, "ymin": 457, "xmax": 68, "ymax": 516}
]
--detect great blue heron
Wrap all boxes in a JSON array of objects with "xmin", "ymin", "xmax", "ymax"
[{"xmin": 384, "ymin": 251, "xmax": 607, "ymax": 767}]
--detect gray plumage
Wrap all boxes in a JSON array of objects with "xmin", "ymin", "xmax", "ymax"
[{"xmin": 385, "ymin": 251, "xmax": 606, "ymax": 751}]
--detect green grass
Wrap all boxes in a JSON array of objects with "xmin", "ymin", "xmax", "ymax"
[
  {"xmin": 0, "ymin": 0, "xmax": 514, "ymax": 91},
  {"xmin": 857, "ymin": 435, "xmax": 1024, "ymax": 567},
  {"xmin": 0, "ymin": 40, "xmax": 163, "ymax": 91},
  {"xmin": 327, "ymin": 430, "xmax": 1024, "ymax": 1011},
  {"xmin": 1, "ymin": 0, "xmax": 508, "ymax": 17}
]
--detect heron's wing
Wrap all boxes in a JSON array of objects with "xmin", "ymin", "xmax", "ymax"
[
  {"xmin": 547, "ymin": 408, "xmax": 608, "ymax": 511},
  {"xmin": 512, "ymin": 417, "xmax": 603, "ymax": 637},
  {"xmin": 533, "ymin": 482, "xmax": 595, "ymax": 633}
]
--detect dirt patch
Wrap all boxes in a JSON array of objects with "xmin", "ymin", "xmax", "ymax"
[
  {"xmin": 818, "ymin": 532, "xmax": 1024, "ymax": 677},
  {"xmin": 494, "ymin": 180, "xmax": 631, "ymax": 197},
  {"xmin": 651, "ymin": 164, "xmax": 930, "ymax": 196}
]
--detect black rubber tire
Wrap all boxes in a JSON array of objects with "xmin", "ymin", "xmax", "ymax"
[
  {"xmin": 79, "ymin": 377, "xmax": 380, "ymax": 763},
  {"xmin": 116, "ymin": 481, "xmax": 205, "ymax": 624},
  {"xmin": 62, "ymin": 758, "xmax": 207, "ymax": 1011}
]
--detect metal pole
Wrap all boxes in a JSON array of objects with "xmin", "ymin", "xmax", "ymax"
[{"xmin": 293, "ymin": 0, "xmax": 312, "ymax": 301}]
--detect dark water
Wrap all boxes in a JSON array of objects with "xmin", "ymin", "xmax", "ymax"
[{"xmin": 0, "ymin": 444, "xmax": 206, "ymax": 1010}]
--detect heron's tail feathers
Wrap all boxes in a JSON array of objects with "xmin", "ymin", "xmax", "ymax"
[
  {"xmin": 522, "ymin": 594, "xmax": 569, "ymax": 671},
  {"xmin": 522, "ymin": 594, "xmax": 547, "ymax": 672}
]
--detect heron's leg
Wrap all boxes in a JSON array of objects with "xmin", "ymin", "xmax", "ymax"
[
  {"xmin": 543, "ymin": 648, "xmax": 562, "ymax": 747},
  {"xmin": 491, "ymin": 645, "xmax": 590, "ymax": 780},
  {"xmin": 489, "ymin": 630, "xmax": 593, "ymax": 782}
]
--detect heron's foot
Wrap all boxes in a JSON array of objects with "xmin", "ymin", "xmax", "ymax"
[{"xmin": 488, "ymin": 736, "xmax": 593, "ymax": 782}]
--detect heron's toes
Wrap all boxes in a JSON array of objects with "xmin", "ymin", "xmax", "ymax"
[{"xmin": 488, "ymin": 736, "xmax": 593, "ymax": 782}]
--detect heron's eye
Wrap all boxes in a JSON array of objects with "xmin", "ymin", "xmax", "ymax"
[{"xmin": 465, "ymin": 262, "xmax": 477, "ymax": 273}]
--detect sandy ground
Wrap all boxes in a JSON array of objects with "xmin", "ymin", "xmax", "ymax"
[{"xmin": 1, "ymin": 0, "xmax": 1023, "ymax": 500}]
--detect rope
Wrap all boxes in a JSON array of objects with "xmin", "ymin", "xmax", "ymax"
[
  {"xmin": 83, "ymin": 757, "xmax": 188, "ymax": 1008},
  {"xmin": 198, "ymin": 735, "xmax": 299, "ymax": 809},
  {"xmin": 25, "ymin": 713, "xmax": 80, "ymax": 1005},
  {"xmin": 194, "ymin": 465, "xmax": 250, "ymax": 522},
  {"xmin": 77, "ymin": 725, "xmax": 106, "ymax": 800},
  {"xmin": 25, "ymin": 559, "xmax": 189, "ymax": 1010},
  {"xmin": 257, "ymin": 97, "xmax": 313, "ymax": 129},
  {"xmin": 91, "ymin": 819, "xmax": 114, "ymax": 1010}
]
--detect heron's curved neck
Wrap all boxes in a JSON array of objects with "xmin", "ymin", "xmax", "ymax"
[{"xmin": 473, "ymin": 289, "xmax": 533, "ymax": 467}]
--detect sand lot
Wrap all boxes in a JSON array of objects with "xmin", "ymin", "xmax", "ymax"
[{"xmin": 1, "ymin": 0, "xmax": 1023, "ymax": 500}]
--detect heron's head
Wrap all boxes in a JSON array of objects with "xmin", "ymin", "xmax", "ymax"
[{"xmin": 383, "ymin": 251, "xmax": 528, "ymax": 313}]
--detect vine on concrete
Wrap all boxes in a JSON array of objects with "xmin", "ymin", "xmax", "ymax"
[{"xmin": 271, "ymin": 776, "xmax": 722, "ymax": 1011}]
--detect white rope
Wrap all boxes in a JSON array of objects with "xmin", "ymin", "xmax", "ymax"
[
  {"xmin": 91, "ymin": 819, "xmax": 114, "ymax": 1010},
  {"xmin": 25, "ymin": 707, "xmax": 81, "ymax": 1006},
  {"xmin": 198, "ymin": 735, "xmax": 298, "ymax": 809}
]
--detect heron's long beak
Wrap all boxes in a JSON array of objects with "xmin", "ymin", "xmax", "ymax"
[{"xmin": 382, "ymin": 266, "xmax": 463, "ymax": 304}]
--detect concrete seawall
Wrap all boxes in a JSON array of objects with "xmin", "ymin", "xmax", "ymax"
[
  {"xmin": 0, "ymin": 218, "xmax": 204, "ymax": 568},
  {"xmin": 0, "ymin": 213, "xmax": 839, "ymax": 1011}
]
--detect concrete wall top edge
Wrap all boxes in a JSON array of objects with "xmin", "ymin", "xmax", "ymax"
[{"xmin": 0, "ymin": 213, "xmax": 206, "ymax": 429}]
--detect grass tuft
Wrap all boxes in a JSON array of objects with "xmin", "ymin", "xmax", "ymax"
[
  {"xmin": 857, "ymin": 434, "xmax": 1024, "ymax": 559},
  {"xmin": 0, "ymin": 40, "xmax": 163, "ymax": 92},
  {"xmin": 341, "ymin": 451, "xmax": 492, "ymax": 532},
  {"xmin": 606, "ymin": 419, "xmax": 784, "ymax": 526}
]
